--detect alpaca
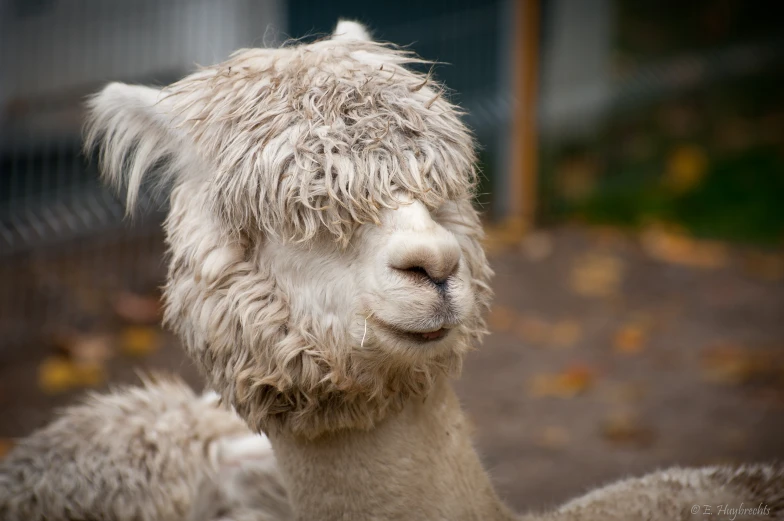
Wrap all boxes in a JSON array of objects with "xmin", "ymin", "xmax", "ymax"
[
  {"xmin": 0, "ymin": 377, "xmax": 291, "ymax": 521},
  {"xmin": 77, "ymin": 19, "xmax": 784, "ymax": 521}
]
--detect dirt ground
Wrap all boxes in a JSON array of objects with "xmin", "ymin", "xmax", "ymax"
[{"xmin": 1, "ymin": 226, "xmax": 782, "ymax": 512}]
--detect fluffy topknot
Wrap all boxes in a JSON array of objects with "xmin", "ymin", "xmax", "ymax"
[{"xmin": 168, "ymin": 39, "xmax": 476, "ymax": 245}]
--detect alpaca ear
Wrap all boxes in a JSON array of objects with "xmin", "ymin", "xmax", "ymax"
[
  {"xmin": 332, "ymin": 20, "xmax": 372, "ymax": 41},
  {"xmin": 84, "ymin": 82, "xmax": 194, "ymax": 212}
]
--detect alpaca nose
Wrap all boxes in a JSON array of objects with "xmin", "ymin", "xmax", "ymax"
[{"xmin": 388, "ymin": 238, "xmax": 461, "ymax": 288}]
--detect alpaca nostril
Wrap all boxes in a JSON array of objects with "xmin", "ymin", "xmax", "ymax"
[
  {"xmin": 394, "ymin": 263, "xmax": 455, "ymax": 287},
  {"xmin": 401, "ymin": 265, "xmax": 430, "ymax": 279}
]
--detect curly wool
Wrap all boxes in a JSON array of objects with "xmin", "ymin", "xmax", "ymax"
[
  {"xmin": 162, "ymin": 188, "xmax": 491, "ymax": 438},
  {"xmin": 170, "ymin": 40, "xmax": 476, "ymax": 245}
]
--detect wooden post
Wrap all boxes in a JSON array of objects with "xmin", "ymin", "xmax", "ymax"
[
  {"xmin": 517, "ymin": 0, "xmax": 540, "ymax": 230},
  {"xmin": 487, "ymin": 0, "xmax": 540, "ymax": 250}
]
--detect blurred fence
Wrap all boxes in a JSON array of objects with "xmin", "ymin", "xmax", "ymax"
[
  {"xmin": 0, "ymin": 0, "xmax": 285, "ymax": 254},
  {"xmin": 0, "ymin": 0, "xmax": 287, "ymax": 355}
]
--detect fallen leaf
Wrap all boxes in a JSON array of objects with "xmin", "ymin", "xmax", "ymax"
[
  {"xmin": 559, "ymin": 364, "xmax": 596, "ymax": 392},
  {"xmin": 700, "ymin": 345, "xmax": 783, "ymax": 386},
  {"xmin": 0, "ymin": 439, "xmax": 13, "ymax": 459},
  {"xmin": 740, "ymin": 251, "xmax": 784, "ymax": 282},
  {"xmin": 700, "ymin": 345, "xmax": 752, "ymax": 385},
  {"xmin": 641, "ymin": 226, "xmax": 728, "ymax": 269},
  {"xmin": 38, "ymin": 357, "xmax": 77, "ymax": 394},
  {"xmin": 613, "ymin": 325, "xmax": 647, "ymax": 355},
  {"xmin": 601, "ymin": 411, "xmax": 656, "ymax": 448},
  {"xmin": 73, "ymin": 362, "xmax": 107, "ymax": 388},
  {"xmin": 113, "ymin": 292, "xmax": 162, "ymax": 325},
  {"xmin": 529, "ymin": 364, "xmax": 596, "ymax": 398},
  {"xmin": 120, "ymin": 326, "xmax": 161, "ymax": 357},
  {"xmin": 569, "ymin": 252, "xmax": 625, "ymax": 297},
  {"xmin": 37, "ymin": 356, "xmax": 107, "ymax": 394},
  {"xmin": 664, "ymin": 145, "xmax": 708, "ymax": 193},
  {"xmin": 535, "ymin": 426, "xmax": 570, "ymax": 450}
]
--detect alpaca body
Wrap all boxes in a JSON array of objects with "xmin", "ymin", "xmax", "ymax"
[{"xmin": 0, "ymin": 378, "xmax": 290, "ymax": 521}]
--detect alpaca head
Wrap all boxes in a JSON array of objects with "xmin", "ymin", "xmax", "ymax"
[{"xmin": 86, "ymin": 21, "xmax": 493, "ymax": 438}]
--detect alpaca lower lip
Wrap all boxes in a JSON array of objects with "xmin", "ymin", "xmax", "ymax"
[
  {"xmin": 372, "ymin": 319, "xmax": 451, "ymax": 343},
  {"xmin": 396, "ymin": 327, "xmax": 450, "ymax": 343},
  {"xmin": 371, "ymin": 317, "xmax": 452, "ymax": 344}
]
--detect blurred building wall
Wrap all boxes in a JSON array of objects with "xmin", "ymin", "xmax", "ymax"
[
  {"xmin": 538, "ymin": 0, "xmax": 613, "ymax": 140},
  {"xmin": 1, "ymin": 0, "xmax": 285, "ymax": 144}
]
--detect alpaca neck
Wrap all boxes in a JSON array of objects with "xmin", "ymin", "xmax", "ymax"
[{"xmin": 268, "ymin": 377, "xmax": 517, "ymax": 521}]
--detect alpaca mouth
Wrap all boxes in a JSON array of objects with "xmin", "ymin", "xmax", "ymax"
[
  {"xmin": 396, "ymin": 326, "xmax": 450, "ymax": 343},
  {"xmin": 372, "ymin": 319, "xmax": 451, "ymax": 343}
]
